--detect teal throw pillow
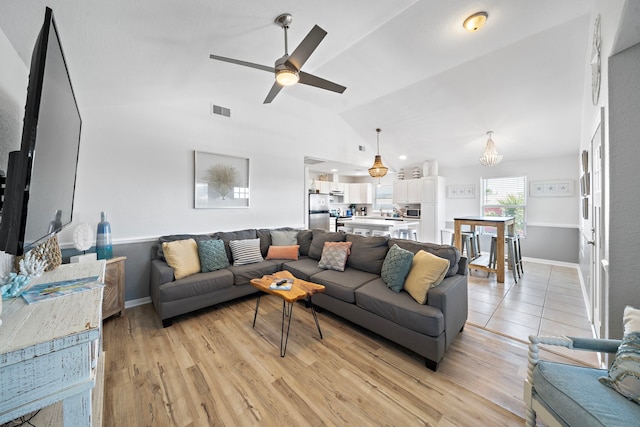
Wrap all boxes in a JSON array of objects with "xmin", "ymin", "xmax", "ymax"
[
  {"xmin": 381, "ymin": 244, "xmax": 414, "ymax": 292},
  {"xmin": 198, "ymin": 239, "xmax": 230, "ymax": 272}
]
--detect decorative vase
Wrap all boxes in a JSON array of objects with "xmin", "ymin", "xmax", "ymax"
[{"xmin": 96, "ymin": 212, "xmax": 113, "ymax": 260}]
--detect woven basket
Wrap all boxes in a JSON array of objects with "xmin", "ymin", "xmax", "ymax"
[{"xmin": 14, "ymin": 234, "xmax": 62, "ymax": 272}]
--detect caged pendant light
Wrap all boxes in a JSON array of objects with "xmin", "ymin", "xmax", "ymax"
[
  {"xmin": 368, "ymin": 128, "xmax": 388, "ymax": 178},
  {"xmin": 479, "ymin": 131, "xmax": 503, "ymax": 166}
]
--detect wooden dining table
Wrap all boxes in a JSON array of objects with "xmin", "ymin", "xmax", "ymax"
[{"xmin": 453, "ymin": 216, "xmax": 515, "ymax": 283}]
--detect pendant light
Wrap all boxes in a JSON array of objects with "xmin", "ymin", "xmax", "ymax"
[
  {"xmin": 368, "ymin": 128, "xmax": 388, "ymax": 178},
  {"xmin": 479, "ymin": 131, "xmax": 503, "ymax": 166}
]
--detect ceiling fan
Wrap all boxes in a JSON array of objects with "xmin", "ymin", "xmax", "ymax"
[{"xmin": 209, "ymin": 13, "xmax": 347, "ymax": 104}]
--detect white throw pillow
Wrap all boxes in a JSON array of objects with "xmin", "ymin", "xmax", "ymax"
[{"xmin": 229, "ymin": 238, "xmax": 264, "ymax": 266}]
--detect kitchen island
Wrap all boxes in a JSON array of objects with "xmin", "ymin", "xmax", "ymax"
[{"xmin": 342, "ymin": 218, "xmax": 419, "ymax": 239}]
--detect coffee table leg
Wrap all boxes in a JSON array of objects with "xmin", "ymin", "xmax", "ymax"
[
  {"xmin": 308, "ymin": 296, "xmax": 323, "ymax": 339},
  {"xmin": 252, "ymin": 294, "xmax": 261, "ymax": 328},
  {"xmin": 280, "ymin": 300, "xmax": 294, "ymax": 357}
]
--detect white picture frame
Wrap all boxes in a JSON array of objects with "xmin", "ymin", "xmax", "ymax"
[
  {"xmin": 447, "ymin": 185, "xmax": 475, "ymax": 198},
  {"xmin": 194, "ymin": 151, "xmax": 250, "ymax": 208},
  {"xmin": 529, "ymin": 180, "xmax": 574, "ymax": 197}
]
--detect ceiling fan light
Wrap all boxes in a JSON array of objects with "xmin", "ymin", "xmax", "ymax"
[
  {"xmin": 276, "ymin": 69, "xmax": 299, "ymax": 86},
  {"xmin": 463, "ymin": 12, "xmax": 488, "ymax": 32}
]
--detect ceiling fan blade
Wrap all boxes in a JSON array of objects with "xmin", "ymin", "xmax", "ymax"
[
  {"xmin": 286, "ymin": 25, "xmax": 327, "ymax": 71},
  {"xmin": 298, "ymin": 71, "xmax": 346, "ymax": 94},
  {"xmin": 209, "ymin": 54, "xmax": 275, "ymax": 73},
  {"xmin": 263, "ymin": 82, "xmax": 284, "ymax": 104}
]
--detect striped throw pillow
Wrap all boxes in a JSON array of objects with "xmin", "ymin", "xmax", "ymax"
[{"xmin": 229, "ymin": 238, "xmax": 264, "ymax": 266}]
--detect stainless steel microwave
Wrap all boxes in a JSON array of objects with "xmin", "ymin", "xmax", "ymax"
[{"xmin": 405, "ymin": 209, "xmax": 421, "ymax": 218}]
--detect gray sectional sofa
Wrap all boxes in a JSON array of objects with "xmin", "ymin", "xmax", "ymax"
[{"xmin": 150, "ymin": 228, "xmax": 468, "ymax": 370}]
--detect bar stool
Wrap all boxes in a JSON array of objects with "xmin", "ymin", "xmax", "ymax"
[
  {"xmin": 489, "ymin": 234, "xmax": 523, "ymax": 282},
  {"xmin": 458, "ymin": 230, "xmax": 481, "ymax": 260},
  {"xmin": 397, "ymin": 229, "xmax": 418, "ymax": 241}
]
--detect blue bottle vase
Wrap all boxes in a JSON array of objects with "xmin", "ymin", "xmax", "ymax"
[{"xmin": 96, "ymin": 211, "xmax": 112, "ymax": 260}]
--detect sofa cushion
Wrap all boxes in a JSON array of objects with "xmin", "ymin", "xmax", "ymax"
[
  {"xmin": 309, "ymin": 268, "xmax": 378, "ymax": 303},
  {"xmin": 227, "ymin": 260, "xmax": 281, "ymax": 285},
  {"xmin": 229, "ymin": 238, "xmax": 264, "ymax": 266},
  {"xmin": 599, "ymin": 306, "xmax": 640, "ymax": 403},
  {"xmin": 297, "ymin": 230, "xmax": 313, "ymax": 256},
  {"xmin": 162, "ymin": 239, "xmax": 201, "ymax": 280},
  {"xmin": 159, "ymin": 268, "xmax": 234, "ymax": 301},
  {"xmin": 318, "ymin": 244, "xmax": 349, "ymax": 272},
  {"xmin": 355, "ymin": 278, "xmax": 445, "ymax": 337},
  {"xmin": 404, "ymin": 250, "xmax": 450, "ymax": 304},
  {"xmin": 389, "ymin": 239, "xmax": 460, "ymax": 277},
  {"xmin": 308, "ymin": 229, "xmax": 346, "ymax": 260},
  {"xmin": 270, "ymin": 229, "xmax": 299, "ymax": 246},
  {"xmin": 266, "ymin": 245, "xmax": 300, "ymax": 261},
  {"xmin": 346, "ymin": 234, "xmax": 389, "ymax": 275},
  {"xmin": 381, "ymin": 244, "xmax": 414, "ymax": 292},
  {"xmin": 197, "ymin": 239, "xmax": 230, "ymax": 272},
  {"xmin": 156, "ymin": 233, "xmax": 212, "ymax": 260},
  {"xmin": 283, "ymin": 258, "xmax": 324, "ymax": 281},
  {"xmin": 534, "ymin": 360, "xmax": 640, "ymax": 426},
  {"xmin": 215, "ymin": 229, "xmax": 258, "ymax": 263}
]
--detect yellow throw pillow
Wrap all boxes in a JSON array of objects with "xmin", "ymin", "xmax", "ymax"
[
  {"xmin": 403, "ymin": 250, "xmax": 450, "ymax": 304},
  {"xmin": 162, "ymin": 239, "xmax": 201, "ymax": 280}
]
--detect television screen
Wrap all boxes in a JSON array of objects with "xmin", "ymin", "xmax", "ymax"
[{"xmin": 0, "ymin": 7, "xmax": 81, "ymax": 255}]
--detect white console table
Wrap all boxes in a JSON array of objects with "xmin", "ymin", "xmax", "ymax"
[{"xmin": 0, "ymin": 261, "xmax": 105, "ymax": 426}]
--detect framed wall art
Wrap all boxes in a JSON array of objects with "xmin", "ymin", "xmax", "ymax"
[
  {"xmin": 529, "ymin": 180, "xmax": 574, "ymax": 197},
  {"xmin": 194, "ymin": 151, "xmax": 249, "ymax": 208}
]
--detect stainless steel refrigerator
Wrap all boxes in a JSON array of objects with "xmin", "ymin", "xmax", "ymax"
[{"xmin": 309, "ymin": 193, "xmax": 330, "ymax": 230}]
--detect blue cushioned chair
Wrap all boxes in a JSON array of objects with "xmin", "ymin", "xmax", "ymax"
[{"xmin": 524, "ymin": 335, "xmax": 640, "ymax": 426}]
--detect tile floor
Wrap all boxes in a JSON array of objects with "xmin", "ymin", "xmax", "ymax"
[{"xmin": 466, "ymin": 259, "xmax": 599, "ymax": 366}]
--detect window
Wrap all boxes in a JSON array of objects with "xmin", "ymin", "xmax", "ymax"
[
  {"xmin": 481, "ymin": 176, "xmax": 526, "ymax": 236},
  {"xmin": 373, "ymin": 184, "xmax": 393, "ymax": 213}
]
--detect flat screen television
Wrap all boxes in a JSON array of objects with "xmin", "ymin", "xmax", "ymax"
[{"xmin": 0, "ymin": 7, "xmax": 81, "ymax": 256}]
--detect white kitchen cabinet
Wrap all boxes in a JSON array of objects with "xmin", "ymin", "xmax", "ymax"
[
  {"xmin": 317, "ymin": 181, "xmax": 331, "ymax": 194},
  {"xmin": 420, "ymin": 176, "xmax": 446, "ymax": 243},
  {"xmin": 422, "ymin": 176, "xmax": 445, "ymax": 203},
  {"xmin": 348, "ymin": 183, "xmax": 373, "ymax": 204},
  {"xmin": 393, "ymin": 179, "xmax": 422, "ymax": 203}
]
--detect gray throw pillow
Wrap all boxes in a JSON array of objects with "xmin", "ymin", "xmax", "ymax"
[
  {"xmin": 271, "ymin": 229, "xmax": 299, "ymax": 246},
  {"xmin": 381, "ymin": 244, "xmax": 414, "ymax": 292},
  {"xmin": 318, "ymin": 244, "xmax": 349, "ymax": 272}
]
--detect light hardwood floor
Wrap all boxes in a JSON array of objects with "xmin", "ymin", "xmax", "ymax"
[{"xmin": 101, "ymin": 260, "xmax": 596, "ymax": 426}]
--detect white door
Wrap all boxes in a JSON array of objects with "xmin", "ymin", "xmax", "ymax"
[{"xmin": 588, "ymin": 108, "xmax": 606, "ymax": 338}]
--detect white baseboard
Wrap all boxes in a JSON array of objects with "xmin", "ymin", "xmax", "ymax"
[
  {"xmin": 522, "ymin": 257, "xmax": 579, "ymax": 269},
  {"xmin": 125, "ymin": 296, "xmax": 151, "ymax": 309}
]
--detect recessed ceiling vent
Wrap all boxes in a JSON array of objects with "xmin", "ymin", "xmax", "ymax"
[
  {"xmin": 304, "ymin": 157, "xmax": 325, "ymax": 165},
  {"xmin": 210, "ymin": 103, "xmax": 231, "ymax": 117}
]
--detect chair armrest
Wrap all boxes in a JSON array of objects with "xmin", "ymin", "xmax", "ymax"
[{"xmin": 526, "ymin": 335, "xmax": 622, "ymax": 384}]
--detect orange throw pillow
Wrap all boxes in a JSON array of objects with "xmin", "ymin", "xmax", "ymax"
[{"xmin": 266, "ymin": 245, "xmax": 300, "ymax": 260}]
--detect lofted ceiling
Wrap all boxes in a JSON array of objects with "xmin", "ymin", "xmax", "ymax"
[{"xmin": 0, "ymin": 0, "xmax": 594, "ymax": 175}]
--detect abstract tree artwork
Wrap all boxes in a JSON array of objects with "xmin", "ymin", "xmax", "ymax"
[{"xmin": 194, "ymin": 151, "xmax": 249, "ymax": 208}]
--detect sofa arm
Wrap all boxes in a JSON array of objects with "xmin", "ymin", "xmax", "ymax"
[
  {"xmin": 427, "ymin": 274, "xmax": 468, "ymax": 347},
  {"xmin": 150, "ymin": 258, "xmax": 174, "ymax": 288}
]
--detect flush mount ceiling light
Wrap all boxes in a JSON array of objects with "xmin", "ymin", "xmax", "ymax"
[
  {"xmin": 479, "ymin": 131, "xmax": 503, "ymax": 166},
  {"xmin": 463, "ymin": 12, "xmax": 488, "ymax": 32},
  {"xmin": 368, "ymin": 128, "xmax": 388, "ymax": 178}
]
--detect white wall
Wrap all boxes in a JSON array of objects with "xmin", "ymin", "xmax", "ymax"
[
  {"xmin": 55, "ymin": 94, "xmax": 375, "ymax": 245},
  {"xmin": 440, "ymin": 154, "xmax": 580, "ymax": 227}
]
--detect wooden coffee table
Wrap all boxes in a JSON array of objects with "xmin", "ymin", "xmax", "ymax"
[{"xmin": 249, "ymin": 270, "xmax": 325, "ymax": 356}]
